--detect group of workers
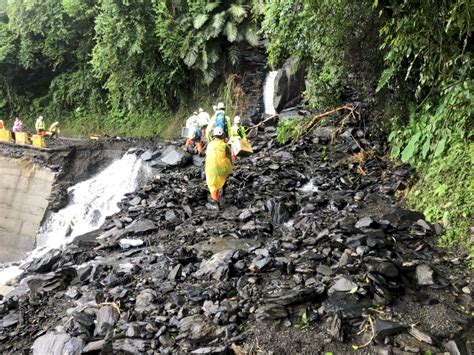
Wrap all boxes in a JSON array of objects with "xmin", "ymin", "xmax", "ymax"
[
  {"xmin": 0, "ymin": 115, "xmax": 60, "ymax": 141},
  {"xmin": 184, "ymin": 102, "xmax": 248, "ymax": 205}
]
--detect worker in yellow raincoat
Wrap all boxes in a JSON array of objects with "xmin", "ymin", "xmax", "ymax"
[{"xmin": 205, "ymin": 126, "xmax": 233, "ymax": 203}]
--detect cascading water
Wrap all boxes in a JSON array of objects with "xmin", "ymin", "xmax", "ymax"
[
  {"xmin": 263, "ymin": 70, "xmax": 278, "ymax": 115},
  {"xmin": 0, "ymin": 151, "xmax": 150, "ymax": 286}
]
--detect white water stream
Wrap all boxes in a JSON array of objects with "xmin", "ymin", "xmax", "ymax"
[
  {"xmin": 263, "ymin": 70, "xmax": 278, "ymax": 115},
  {"xmin": 0, "ymin": 151, "xmax": 149, "ymax": 286}
]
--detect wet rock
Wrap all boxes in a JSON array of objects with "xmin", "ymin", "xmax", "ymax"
[
  {"xmin": 191, "ymin": 346, "xmax": 227, "ymax": 354},
  {"xmin": 165, "ymin": 210, "xmax": 179, "ymax": 223},
  {"xmin": 445, "ymin": 339, "xmax": 470, "ymax": 355},
  {"xmin": 112, "ymin": 339, "xmax": 148, "ymax": 353},
  {"xmin": 194, "ymin": 251, "xmax": 234, "ymax": 281},
  {"xmin": 249, "ymin": 257, "xmax": 271, "ymax": 272},
  {"xmin": 26, "ymin": 249, "xmax": 62, "ymax": 273},
  {"xmin": 119, "ymin": 238, "xmax": 144, "ymax": 249},
  {"xmin": 355, "ymin": 216, "xmax": 374, "ymax": 229},
  {"xmin": 239, "ymin": 209, "xmax": 253, "ymax": 221},
  {"xmin": 416, "ymin": 219, "xmax": 432, "ymax": 231},
  {"xmin": 73, "ymin": 311, "xmax": 95, "ymax": 330},
  {"xmin": 268, "ymin": 288, "xmax": 324, "ymax": 306},
  {"xmin": 168, "ymin": 264, "xmax": 182, "ymax": 281},
  {"xmin": 32, "ymin": 333, "xmax": 84, "ymax": 355},
  {"xmin": 140, "ymin": 150, "xmax": 153, "ymax": 161},
  {"xmin": 317, "ymin": 265, "xmax": 332, "ymax": 276},
  {"xmin": 255, "ymin": 304, "xmax": 288, "ymax": 320},
  {"xmin": 129, "ymin": 196, "xmax": 142, "ymax": 206},
  {"xmin": 156, "ymin": 145, "xmax": 192, "ymax": 167},
  {"xmin": 94, "ymin": 306, "xmax": 119, "ymax": 337},
  {"xmin": 374, "ymin": 318, "xmax": 407, "ymax": 342},
  {"xmin": 323, "ymin": 292, "xmax": 371, "ymax": 318},
  {"xmin": 178, "ymin": 314, "xmax": 218, "ymax": 341},
  {"xmin": 125, "ymin": 219, "xmax": 156, "ymax": 234},
  {"xmin": 330, "ymin": 277, "xmax": 358, "ymax": 293},
  {"xmin": 135, "ymin": 289, "xmax": 157, "ymax": 314},
  {"xmin": 416, "ymin": 264, "xmax": 435, "ymax": 285},
  {"xmin": 113, "ymin": 218, "xmax": 123, "ymax": 229},
  {"xmin": 408, "ymin": 327, "xmax": 434, "ymax": 344},
  {"xmin": 159, "ymin": 333, "xmax": 175, "ymax": 347},
  {"xmin": 374, "ymin": 262, "xmax": 398, "ymax": 278},
  {"xmin": 82, "ymin": 340, "xmax": 109, "ymax": 352},
  {"xmin": 396, "ymin": 333, "xmax": 439, "ymax": 353},
  {"xmin": 1, "ymin": 312, "xmax": 19, "ymax": 328}
]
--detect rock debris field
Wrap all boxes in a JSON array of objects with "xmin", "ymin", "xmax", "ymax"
[{"xmin": 0, "ymin": 111, "xmax": 472, "ymax": 354}]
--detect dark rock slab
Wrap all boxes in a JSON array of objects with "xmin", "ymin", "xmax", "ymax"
[
  {"xmin": 155, "ymin": 145, "xmax": 192, "ymax": 167},
  {"xmin": 94, "ymin": 306, "xmax": 119, "ymax": 337},
  {"xmin": 32, "ymin": 333, "xmax": 84, "ymax": 355},
  {"xmin": 125, "ymin": 219, "xmax": 156, "ymax": 235},
  {"xmin": 323, "ymin": 292, "xmax": 371, "ymax": 319},
  {"xmin": 331, "ymin": 277, "xmax": 358, "ymax": 293},
  {"xmin": 0, "ymin": 312, "xmax": 19, "ymax": 328},
  {"xmin": 374, "ymin": 318, "xmax": 407, "ymax": 342},
  {"xmin": 416, "ymin": 264, "xmax": 435, "ymax": 285},
  {"xmin": 112, "ymin": 339, "xmax": 148, "ymax": 353},
  {"xmin": 255, "ymin": 304, "xmax": 288, "ymax": 320},
  {"xmin": 194, "ymin": 251, "xmax": 234, "ymax": 281},
  {"xmin": 26, "ymin": 249, "xmax": 62, "ymax": 273}
]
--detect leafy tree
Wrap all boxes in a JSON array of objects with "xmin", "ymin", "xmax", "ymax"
[
  {"xmin": 155, "ymin": 0, "xmax": 260, "ymax": 85},
  {"xmin": 261, "ymin": 0, "xmax": 376, "ymax": 106},
  {"xmin": 376, "ymin": 0, "xmax": 473, "ymax": 253},
  {"xmin": 92, "ymin": 0, "xmax": 188, "ymax": 112}
]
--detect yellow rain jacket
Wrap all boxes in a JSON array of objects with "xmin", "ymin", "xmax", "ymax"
[{"xmin": 205, "ymin": 139, "xmax": 233, "ymax": 200}]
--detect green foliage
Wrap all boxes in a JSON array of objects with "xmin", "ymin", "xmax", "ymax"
[
  {"xmin": 378, "ymin": 0, "xmax": 473, "ymax": 256},
  {"xmin": 261, "ymin": 0, "xmax": 375, "ymax": 107},
  {"xmin": 1, "ymin": 0, "xmax": 261, "ymax": 133},
  {"xmin": 294, "ymin": 310, "xmax": 310, "ymax": 330},
  {"xmin": 60, "ymin": 107, "xmax": 174, "ymax": 138},
  {"xmin": 276, "ymin": 117, "xmax": 304, "ymax": 144},
  {"xmin": 154, "ymin": 0, "xmax": 259, "ymax": 85}
]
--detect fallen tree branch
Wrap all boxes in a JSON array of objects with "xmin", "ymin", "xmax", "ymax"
[{"xmin": 246, "ymin": 114, "xmax": 278, "ymax": 133}]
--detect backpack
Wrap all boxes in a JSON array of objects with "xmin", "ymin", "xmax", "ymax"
[{"xmin": 215, "ymin": 111, "xmax": 227, "ymax": 137}]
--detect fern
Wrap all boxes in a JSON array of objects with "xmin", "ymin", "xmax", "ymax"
[
  {"xmin": 205, "ymin": 2, "xmax": 221, "ymax": 13},
  {"xmin": 228, "ymin": 44, "xmax": 239, "ymax": 65},
  {"xmin": 183, "ymin": 45, "xmax": 198, "ymax": 67},
  {"xmin": 212, "ymin": 11, "xmax": 226, "ymax": 32},
  {"xmin": 244, "ymin": 26, "xmax": 259, "ymax": 46},
  {"xmin": 228, "ymin": 4, "xmax": 246, "ymax": 21},
  {"xmin": 193, "ymin": 14, "xmax": 209, "ymax": 29},
  {"xmin": 225, "ymin": 21, "xmax": 238, "ymax": 42}
]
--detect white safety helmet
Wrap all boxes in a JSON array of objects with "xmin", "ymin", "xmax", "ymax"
[
  {"xmin": 198, "ymin": 108, "xmax": 204, "ymax": 113},
  {"xmin": 193, "ymin": 111, "xmax": 197, "ymax": 115},
  {"xmin": 38, "ymin": 115, "xmax": 43, "ymax": 120},
  {"xmin": 217, "ymin": 102, "xmax": 225, "ymax": 110},
  {"xmin": 213, "ymin": 127, "xmax": 224, "ymax": 137},
  {"xmin": 233, "ymin": 116, "xmax": 241, "ymax": 124},
  {"xmin": 212, "ymin": 105, "xmax": 217, "ymax": 111}
]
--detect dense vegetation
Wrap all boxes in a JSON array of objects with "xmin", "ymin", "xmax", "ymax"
[{"xmin": 0, "ymin": 0, "xmax": 472, "ymax": 256}]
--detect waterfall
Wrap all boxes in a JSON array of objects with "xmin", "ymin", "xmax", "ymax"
[
  {"xmin": 263, "ymin": 71, "xmax": 278, "ymax": 115},
  {"xmin": 0, "ymin": 151, "xmax": 149, "ymax": 286}
]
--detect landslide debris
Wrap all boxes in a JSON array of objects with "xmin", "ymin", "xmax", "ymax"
[{"xmin": 0, "ymin": 109, "xmax": 471, "ymax": 354}]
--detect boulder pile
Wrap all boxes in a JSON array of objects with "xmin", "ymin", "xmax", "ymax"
[{"xmin": 0, "ymin": 111, "xmax": 471, "ymax": 354}]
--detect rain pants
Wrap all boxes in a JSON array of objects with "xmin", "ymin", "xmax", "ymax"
[{"xmin": 205, "ymin": 139, "xmax": 233, "ymax": 201}]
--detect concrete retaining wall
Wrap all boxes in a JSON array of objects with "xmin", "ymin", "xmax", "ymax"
[{"xmin": 0, "ymin": 157, "xmax": 55, "ymax": 262}]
